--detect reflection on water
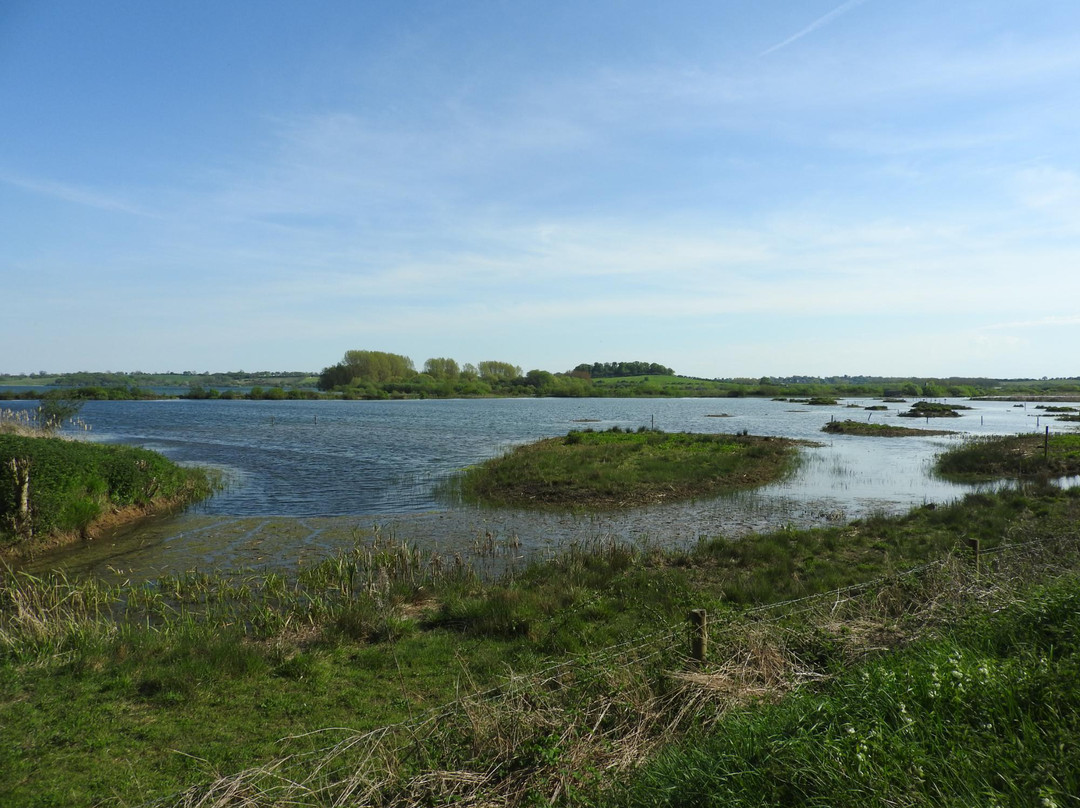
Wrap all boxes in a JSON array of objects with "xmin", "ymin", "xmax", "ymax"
[{"xmin": 11, "ymin": 396, "xmax": 1076, "ymax": 582}]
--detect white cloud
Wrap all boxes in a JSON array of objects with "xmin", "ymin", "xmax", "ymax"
[
  {"xmin": 0, "ymin": 173, "xmax": 153, "ymax": 217},
  {"xmin": 983, "ymin": 315, "xmax": 1080, "ymax": 331},
  {"xmin": 760, "ymin": 0, "xmax": 872, "ymax": 57}
]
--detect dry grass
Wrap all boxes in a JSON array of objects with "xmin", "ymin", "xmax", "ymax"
[
  {"xmin": 0, "ymin": 408, "xmax": 46, "ymax": 437},
  {"xmin": 151, "ymin": 531, "xmax": 1080, "ymax": 808}
]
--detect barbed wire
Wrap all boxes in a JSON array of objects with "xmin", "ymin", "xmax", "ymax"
[{"xmin": 139, "ymin": 530, "xmax": 1080, "ymax": 807}]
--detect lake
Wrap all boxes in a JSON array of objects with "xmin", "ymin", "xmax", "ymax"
[{"xmin": 11, "ymin": 396, "xmax": 1070, "ymax": 581}]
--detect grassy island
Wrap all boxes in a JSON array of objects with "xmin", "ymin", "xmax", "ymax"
[
  {"xmin": 452, "ymin": 428, "xmax": 808, "ymax": 509},
  {"xmin": 822, "ymin": 420, "xmax": 956, "ymax": 437},
  {"xmin": 0, "ymin": 433, "xmax": 216, "ymax": 552},
  {"xmin": 935, "ymin": 432, "xmax": 1080, "ymax": 480},
  {"xmin": 899, "ymin": 401, "xmax": 972, "ymax": 418}
]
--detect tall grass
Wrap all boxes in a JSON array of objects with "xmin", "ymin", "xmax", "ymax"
[
  {"xmin": 3, "ymin": 486, "xmax": 1079, "ymax": 806},
  {"xmin": 607, "ymin": 575, "xmax": 1080, "ymax": 808},
  {"xmin": 154, "ymin": 519, "xmax": 1080, "ymax": 808},
  {"xmin": 936, "ymin": 432, "xmax": 1080, "ymax": 480}
]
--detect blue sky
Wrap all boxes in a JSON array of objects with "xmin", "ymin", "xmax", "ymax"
[{"xmin": 3, "ymin": 1, "xmax": 1079, "ymax": 378}]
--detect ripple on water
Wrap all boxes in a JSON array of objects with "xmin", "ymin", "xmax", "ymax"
[{"xmin": 13, "ymin": 396, "xmax": 1072, "ymax": 582}]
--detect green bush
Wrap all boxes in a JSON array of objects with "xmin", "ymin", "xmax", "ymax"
[{"xmin": 0, "ymin": 434, "xmax": 214, "ymax": 541}]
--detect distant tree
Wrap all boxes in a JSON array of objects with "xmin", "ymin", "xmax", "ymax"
[
  {"xmin": 342, "ymin": 350, "xmax": 415, "ymax": 382},
  {"xmin": 317, "ymin": 363, "xmax": 354, "ymax": 390},
  {"xmin": 423, "ymin": 357, "xmax": 460, "ymax": 380},
  {"xmin": 318, "ymin": 350, "xmax": 416, "ymax": 389},
  {"xmin": 525, "ymin": 369, "xmax": 555, "ymax": 392},
  {"xmin": 478, "ymin": 361, "xmax": 522, "ymax": 382},
  {"xmin": 572, "ymin": 361, "xmax": 674, "ymax": 378}
]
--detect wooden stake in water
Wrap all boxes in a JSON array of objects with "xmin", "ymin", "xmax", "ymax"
[{"xmin": 1045, "ymin": 426, "xmax": 1049, "ymax": 460}]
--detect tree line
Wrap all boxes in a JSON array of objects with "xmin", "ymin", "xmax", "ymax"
[
  {"xmin": 571, "ymin": 361, "xmax": 674, "ymax": 378},
  {"xmin": 318, "ymin": 351, "xmax": 679, "ymax": 398}
]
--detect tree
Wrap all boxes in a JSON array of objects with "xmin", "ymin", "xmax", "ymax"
[
  {"xmin": 342, "ymin": 350, "xmax": 415, "ymax": 383},
  {"xmin": 318, "ymin": 350, "xmax": 416, "ymax": 390},
  {"xmin": 34, "ymin": 391, "xmax": 83, "ymax": 432},
  {"xmin": 478, "ymin": 361, "xmax": 522, "ymax": 382},
  {"xmin": 572, "ymin": 361, "xmax": 674, "ymax": 378},
  {"xmin": 524, "ymin": 369, "xmax": 555, "ymax": 392},
  {"xmin": 423, "ymin": 357, "xmax": 460, "ymax": 380}
]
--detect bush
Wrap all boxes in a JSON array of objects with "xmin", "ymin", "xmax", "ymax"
[{"xmin": 0, "ymin": 435, "xmax": 214, "ymax": 542}]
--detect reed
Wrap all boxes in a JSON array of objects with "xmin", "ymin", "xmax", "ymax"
[{"xmin": 3, "ymin": 485, "xmax": 1079, "ymax": 806}]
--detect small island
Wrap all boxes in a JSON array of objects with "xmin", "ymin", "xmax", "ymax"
[
  {"xmin": 452, "ymin": 427, "xmax": 809, "ymax": 509},
  {"xmin": 935, "ymin": 433, "xmax": 1080, "ymax": 480},
  {"xmin": 822, "ymin": 420, "xmax": 955, "ymax": 437},
  {"xmin": 898, "ymin": 401, "xmax": 972, "ymax": 418}
]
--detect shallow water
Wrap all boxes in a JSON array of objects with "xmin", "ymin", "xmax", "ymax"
[{"xmin": 11, "ymin": 396, "xmax": 1074, "ymax": 581}]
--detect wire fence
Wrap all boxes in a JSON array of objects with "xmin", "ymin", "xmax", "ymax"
[{"xmin": 146, "ymin": 530, "xmax": 1080, "ymax": 808}]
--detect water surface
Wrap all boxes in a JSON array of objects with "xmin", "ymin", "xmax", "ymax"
[{"xmin": 13, "ymin": 397, "xmax": 1071, "ymax": 581}]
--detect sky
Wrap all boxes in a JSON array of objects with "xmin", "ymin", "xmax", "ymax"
[{"xmin": 2, "ymin": 1, "xmax": 1079, "ymax": 379}]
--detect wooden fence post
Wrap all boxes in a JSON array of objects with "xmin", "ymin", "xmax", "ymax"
[
  {"xmin": 967, "ymin": 537, "xmax": 981, "ymax": 580},
  {"xmin": 689, "ymin": 609, "xmax": 707, "ymax": 664}
]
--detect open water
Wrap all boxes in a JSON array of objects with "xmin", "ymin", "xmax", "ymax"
[{"xmin": 10, "ymin": 396, "xmax": 1074, "ymax": 581}]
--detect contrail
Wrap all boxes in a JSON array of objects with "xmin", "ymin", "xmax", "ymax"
[{"xmin": 760, "ymin": 0, "xmax": 871, "ymax": 56}]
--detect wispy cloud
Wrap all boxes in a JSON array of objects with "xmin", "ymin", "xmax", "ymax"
[
  {"xmin": 0, "ymin": 173, "xmax": 153, "ymax": 217},
  {"xmin": 983, "ymin": 315, "xmax": 1080, "ymax": 331},
  {"xmin": 761, "ymin": 0, "xmax": 872, "ymax": 57}
]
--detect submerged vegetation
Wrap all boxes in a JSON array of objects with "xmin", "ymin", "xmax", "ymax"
[
  {"xmin": 451, "ymin": 428, "xmax": 808, "ymax": 509},
  {"xmin": 1, "ymin": 486, "xmax": 1078, "ymax": 805}
]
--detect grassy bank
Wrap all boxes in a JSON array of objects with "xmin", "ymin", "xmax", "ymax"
[
  {"xmin": 452, "ymin": 428, "xmax": 809, "ymax": 509},
  {"xmin": 2, "ymin": 485, "xmax": 1078, "ymax": 805},
  {"xmin": 935, "ymin": 432, "xmax": 1080, "ymax": 480},
  {"xmin": 822, "ymin": 420, "xmax": 955, "ymax": 437},
  {"xmin": 605, "ymin": 571, "xmax": 1080, "ymax": 807},
  {"xmin": 0, "ymin": 433, "xmax": 216, "ymax": 550}
]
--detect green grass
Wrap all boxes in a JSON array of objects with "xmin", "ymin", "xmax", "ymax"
[
  {"xmin": 604, "ymin": 573, "xmax": 1080, "ymax": 808},
  {"xmin": 935, "ymin": 433, "xmax": 1080, "ymax": 480},
  {"xmin": 2, "ymin": 486, "xmax": 1078, "ymax": 805},
  {"xmin": 452, "ymin": 428, "xmax": 808, "ymax": 509},
  {"xmin": 0, "ymin": 434, "xmax": 216, "ymax": 544},
  {"xmin": 899, "ymin": 401, "xmax": 972, "ymax": 418},
  {"xmin": 822, "ymin": 419, "xmax": 955, "ymax": 437}
]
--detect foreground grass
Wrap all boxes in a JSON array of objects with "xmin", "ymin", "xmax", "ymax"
[
  {"xmin": 936, "ymin": 432, "xmax": 1080, "ymax": 480},
  {"xmin": 1, "ymin": 486, "xmax": 1078, "ymax": 805},
  {"xmin": 454, "ymin": 428, "xmax": 808, "ymax": 508},
  {"xmin": 605, "ymin": 573, "xmax": 1080, "ymax": 808}
]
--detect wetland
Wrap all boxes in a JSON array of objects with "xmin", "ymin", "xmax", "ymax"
[{"xmin": 5, "ymin": 395, "xmax": 1076, "ymax": 582}]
